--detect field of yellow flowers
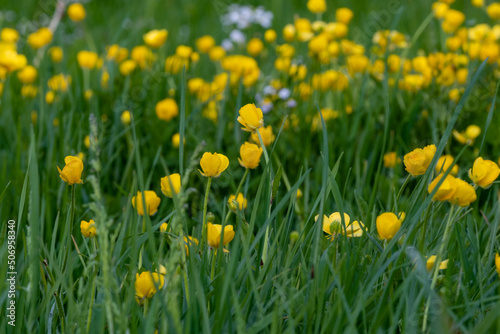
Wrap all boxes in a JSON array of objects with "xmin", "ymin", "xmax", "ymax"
[{"xmin": 2, "ymin": 0, "xmax": 500, "ymax": 332}]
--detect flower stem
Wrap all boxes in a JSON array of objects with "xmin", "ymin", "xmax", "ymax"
[
  {"xmin": 422, "ymin": 204, "xmax": 457, "ymax": 332},
  {"xmin": 138, "ymin": 215, "xmax": 146, "ymax": 269},
  {"xmin": 256, "ymin": 130, "xmax": 269, "ymax": 165},
  {"xmin": 210, "ymin": 249, "xmax": 217, "ymax": 282},
  {"xmin": 201, "ymin": 177, "xmax": 212, "ymax": 249},
  {"xmin": 224, "ymin": 168, "xmax": 249, "ymax": 225},
  {"xmin": 62, "ymin": 184, "xmax": 76, "ymax": 273}
]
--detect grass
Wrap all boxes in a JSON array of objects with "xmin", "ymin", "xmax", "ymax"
[{"xmin": 1, "ymin": 0, "xmax": 500, "ymax": 333}]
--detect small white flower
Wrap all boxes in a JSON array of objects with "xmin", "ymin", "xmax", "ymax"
[
  {"xmin": 230, "ymin": 29, "xmax": 246, "ymax": 45},
  {"xmin": 263, "ymin": 85, "xmax": 276, "ymax": 96},
  {"xmin": 286, "ymin": 99, "xmax": 297, "ymax": 108},
  {"xmin": 221, "ymin": 39, "xmax": 234, "ymax": 51},
  {"xmin": 278, "ymin": 88, "xmax": 291, "ymax": 100}
]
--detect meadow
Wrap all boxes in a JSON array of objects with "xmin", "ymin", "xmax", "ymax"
[{"xmin": 1, "ymin": 0, "xmax": 500, "ymax": 332}]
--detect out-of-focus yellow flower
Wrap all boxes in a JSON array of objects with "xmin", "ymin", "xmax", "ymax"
[
  {"xmin": 496, "ymin": 253, "xmax": 500, "ymax": 276},
  {"xmin": 21, "ymin": 85, "xmax": 38, "ymax": 98},
  {"xmin": 250, "ymin": 126, "xmax": 275, "ymax": 147},
  {"xmin": 199, "ymin": 152, "xmax": 229, "ymax": 178},
  {"xmin": 121, "ymin": 110, "xmax": 131, "ymax": 125},
  {"xmin": 119, "ymin": 59, "xmax": 136, "ymax": 76},
  {"xmin": 46, "ymin": 91, "xmax": 55, "ymax": 104},
  {"xmin": 171, "ymin": 133, "xmax": 184, "ymax": 148},
  {"xmin": 160, "ymin": 223, "xmax": 168, "ymax": 232},
  {"xmin": 80, "ymin": 219, "xmax": 96, "ymax": 238},
  {"xmin": 143, "ymin": 29, "xmax": 168, "ymax": 49},
  {"xmin": 237, "ymin": 103, "xmax": 264, "ymax": 132},
  {"xmin": 27, "ymin": 27, "xmax": 52, "ymax": 49},
  {"xmin": 183, "ymin": 236, "xmax": 198, "ymax": 256},
  {"xmin": 135, "ymin": 271, "xmax": 164, "ymax": 303},
  {"xmin": 131, "ymin": 45, "xmax": 153, "ymax": 69},
  {"xmin": 53, "ymin": 118, "xmax": 60, "ymax": 127},
  {"xmin": 376, "ymin": 212, "xmax": 405, "ymax": 240},
  {"xmin": 426, "ymin": 256, "xmax": 448, "ymax": 271},
  {"xmin": 155, "ymin": 98, "xmax": 178, "ymax": 121},
  {"xmin": 247, "ymin": 38, "xmax": 264, "ymax": 57},
  {"xmin": 403, "ymin": 144, "xmax": 436, "ymax": 176},
  {"xmin": 84, "ymin": 89, "xmax": 93, "ymax": 100},
  {"xmin": 432, "ymin": 2, "xmax": 449, "ymax": 18},
  {"xmin": 453, "ymin": 125, "xmax": 481, "ymax": 145},
  {"xmin": 106, "ymin": 44, "xmax": 128, "ymax": 62},
  {"xmin": 264, "ymin": 29, "xmax": 277, "ymax": 43},
  {"xmin": 283, "ymin": 24, "xmax": 296, "ymax": 42},
  {"xmin": 84, "ymin": 135, "xmax": 90, "ymax": 148},
  {"xmin": 48, "ymin": 74, "xmax": 71, "ymax": 92},
  {"xmin": 469, "ymin": 157, "xmax": 500, "ymax": 188},
  {"xmin": 209, "ymin": 46, "xmax": 226, "ymax": 61},
  {"xmin": 436, "ymin": 155, "xmax": 459, "ymax": 175},
  {"xmin": 77, "ymin": 50, "xmax": 98, "ymax": 70},
  {"xmin": 1, "ymin": 28, "xmax": 19, "ymax": 43},
  {"xmin": 0, "ymin": 47, "xmax": 27, "ymax": 72},
  {"xmin": 31, "ymin": 111, "xmax": 37, "ymax": 124},
  {"xmin": 336, "ymin": 7, "xmax": 354, "ymax": 25},
  {"xmin": 196, "ymin": 35, "xmax": 215, "ymax": 53},
  {"xmin": 160, "ymin": 173, "xmax": 181, "ymax": 198},
  {"xmin": 191, "ymin": 51, "xmax": 200, "ymax": 63},
  {"xmin": 238, "ymin": 142, "xmax": 262, "ymax": 169},
  {"xmin": 57, "ymin": 156, "xmax": 84, "ymax": 185},
  {"xmin": 442, "ymin": 9, "xmax": 465, "ymax": 33},
  {"xmin": 165, "ymin": 55, "xmax": 189, "ymax": 74},
  {"xmin": 383, "ymin": 152, "xmax": 401, "ymax": 168},
  {"xmin": 207, "ymin": 223, "xmax": 235, "ymax": 249},
  {"xmin": 487, "ymin": 3, "xmax": 500, "ymax": 19},
  {"xmin": 307, "ymin": 0, "xmax": 326, "ymax": 14},
  {"xmin": 67, "ymin": 3, "xmax": 86, "ymax": 22},
  {"xmin": 228, "ymin": 193, "xmax": 247, "ymax": 211},
  {"xmin": 471, "ymin": 0, "xmax": 484, "ymax": 8},
  {"xmin": 316, "ymin": 212, "xmax": 363, "ymax": 239},
  {"xmin": 131, "ymin": 191, "xmax": 161, "ymax": 216},
  {"xmin": 78, "ymin": 152, "xmax": 85, "ymax": 161}
]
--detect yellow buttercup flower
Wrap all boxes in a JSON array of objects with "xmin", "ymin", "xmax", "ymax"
[
  {"xmin": 428, "ymin": 174, "xmax": 456, "ymax": 202},
  {"xmin": 143, "ymin": 29, "xmax": 168, "ymax": 49},
  {"xmin": 196, "ymin": 35, "xmax": 215, "ymax": 53},
  {"xmin": 77, "ymin": 50, "xmax": 98, "ymax": 70},
  {"xmin": 376, "ymin": 212, "xmax": 405, "ymax": 240},
  {"xmin": 119, "ymin": 60, "xmax": 136, "ymax": 76},
  {"xmin": 383, "ymin": 152, "xmax": 401, "ymax": 168},
  {"xmin": 264, "ymin": 29, "xmax": 277, "ymax": 43},
  {"xmin": 487, "ymin": 3, "xmax": 500, "ymax": 20},
  {"xmin": 135, "ymin": 271, "xmax": 164, "ymax": 303},
  {"xmin": 199, "ymin": 152, "xmax": 229, "ymax": 178},
  {"xmin": 27, "ymin": 27, "xmax": 52, "ymax": 49},
  {"xmin": 209, "ymin": 46, "xmax": 226, "ymax": 61},
  {"xmin": 160, "ymin": 173, "xmax": 181, "ymax": 198},
  {"xmin": 155, "ymin": 98, "xmax": 178, "ymax": 121},
  {"xmin": 426, "ymin": 256, "xmax": 448, "ymax": 271},
  {"xmin": 159, "ymin": 223, "xmax": 168, "ymax": 232},
  {"xmin": 183, "ymin": 236, "xmax": 198, "ymax": 256},
  {"xmin": 171, "ymin": 133, "xmax": 184, "ymax": 148},
  {"xmin": 228, "ymin": 193, "xmax": 248, "ymax": 211},
  {"xmin": 307, "ymin": 0, "xmax": 326, "ymax": 13},
  {"xmin": 17, "ymin": 65, "xmax": 37, "ymax": 84},
  {"xmin": 436, "ymin": 155, "xmax": 459, "ymax": 175},
  {"xmin": 80, "ymin": 219, "xmax": 96, "ymax": 238},
  {"xmin": 453, "ymin": 125, "xmax": 481, "ymax": 145},
  {"xmin": 48, "ymin": 46, "xmax": 63, "ymax": 63},
  {"xmin": 121, "ymin": 110, "xmax": 131, "ymax": 125},
  {"xmin": 403, "ymin": 144, "xmax": 436, "ymax": 176},
  {"xmin": 67, "ymin": 3, "xmax": 86, "ymax": 22},
  {"xmin": 496, "ymin": 253, "xmax": 500, "ymax": 276},
  {"xmin": 250, "ymin": 126, "xmax": 275, "ymax": 147},
  {"xmin": 57, "ymin": 155, "xmax": 84, "ymax": 185},
  {"xmin": 247, "ymin": 38, "xmax": 264, "ymax": 57},
  {"xmin": 336, "ymin": 7, "xmax": 354, "ymax": 25},
  {"xmin": 237, "ymin": 103, "xmax": 264, "ymax": 132},
  {"xmin": 449, "ymin": 178, "xmax": 477, "ymax": 207},
  {"xmin": 316, "ymin": 212, "xmax": 364, "ymax": 240},
  {"xmin": 1, "ymin": 28, "xmax": 19, "ymax": 43},
  {"xmin": 131, "ymin": 191, "xmax": 161, "ymax": 216},
  {"xmin": 207, "ymin": 223, "xmax": 235, "ymax": 249},
  {"xmin": 238, "ymin": 142, "xmax": 263, "ymax": 169},
  {"xmin": 469, "ymin": 157, "xmax": 500, "ymax": 188},
  {"xmin": 131, "ymin": 45, "xmax": 153, "ymax": 69}
]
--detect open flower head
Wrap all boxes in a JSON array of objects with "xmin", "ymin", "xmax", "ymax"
[
  {"xmin": 199, "ymin": 152, "xmax": 229, "ymax": 177},
  {"xmin": 57, "ymin": 155, "xmax": 84, "ymax": 185},
  {"xmin": 238, "ymin": 142, "xmax": 263, "ymax": 169},
  {"xmin": 316, "ymin": 212, "xmax": 363, "ymax": 239},
  {"xmin": 135, "ymin": 271, "xmax": 164, "ymax": 303},
  {"xmin": 207, "ymin": 223, "xmax": 235, "ymax": 249},
  {"xmin": 160, "ymin": 173, "xmax": 181, "ymax": 198},
  {"xmin": 237, "ymin": 103, "xmax": 264, "ymax": 132},
  {"xmin": 131, "ymin": 191, "xmax": 161, "ymax": 216},
  {"xmin": 469, "ymin": 157, "xmax": 500, "ymax": 189},
  {"xmin": 403, "ymin": 144, "xmax": 436, "ymax": 176},
  {"xmin": 80, "ymin": 219, "xmax": 96, "ymax": 238},
  {"xmin": 376, "ymin": 212, "xmax": 405, "ymax": 240}
]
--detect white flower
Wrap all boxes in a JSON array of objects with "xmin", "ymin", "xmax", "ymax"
[
  {"xmin": 221, "ymin": 39, "xmax": 234, "ymax": 51},
  {"xmin": 263, "ymin": 85, "xmax": 276, "ymax": 96},
  {"xmin": 286, "ymin": 99, "xmax": 297, "ymax": 108},
  {"xmin": 278, "ymin": 88, "xmax": 291, "ymax": 100},
  {"xmin": 229, "ymin": 29, "xmax": 246, "ymax": 45},
  {"xmin": 261, "ymin": 101, "xmax": 273, "ymax": 113}
]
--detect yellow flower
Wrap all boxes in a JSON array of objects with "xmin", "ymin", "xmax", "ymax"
[
  {"xmin": 17, "ymin": 65, "xmax": 37, "ymax": 84},
  {"xmin": 131, "ymin": 45, "xmax": 153, "ymax": 69},
  {"xmin": 199, "ymin": 152, "xmax": 229, "ymax": 178},
  {"xmin": 469, "ymin": 157, "xmax": 500, "ymax": 188},
  {"xmin": 496, "ymin": 253, "xmax": 500, "ymax": 276},
  {"xmin": 316, "ymin": 212, "xmax": 364, "ymax": 239},
  {"xmin": 487, "ymin": 3, "xmax": 500, "ymax": 20},
  {"xmin": 1, "ymin": 28, "xmax": 19, "ymax": 43},
  {"xmin": 426, "ymin": 256, "xmax": 448, "ymax": 271},
  {"xmin": 196, "ymin": 35, "xmax": 215, "ymax": 53},
  {"xmin": 428, "ymin": 174, "xmax": 457, "ymax": 202},
  {"xmin": 159, "ymin": 223, "xmax": 168, "ymax": 232},
  {"xmin": 67, "ymin": 3, "xmax": 86, "ymax": 22},
  {"xmin": 77, "ymin": 50, "xmax": 98, "ymax": 70},
  {"xmin": 449, "ymin": 178, "xmax": 477, "ymax": 207},
  {"xmin": 264, "ymin": 29, "xmax": 277, "ymax": 43},
  {"xmin": 238, "ymin": 142, "xmax": 263, "ymax": 169},
  {"xmin": 160, "ymin": 173, "xmax": 181, "ymax": 198},
  {"xmin": 435, "ymin": 155, "xmax": 459, "ymax": 175},
  {"xmin": 307, "ymin": 0, "xmax": 326, "ymax": 13},
  {"xmin": 171, "ymin": 133, "xmax": 184, "ymax": 148},
  {"xmin": 383, "ymin": 152, "xmax": 401, "ymax": 168},
  {"xmin": 183, "ymin": 236, "xmax": 198, "ymax": 256},
  {"xmin": 207, "ymin": 223, "xmax": 235, "ymax": 249},
  {"xmin": 143, "ymin": 29, "xmax": 168, "ymax": 48},
  {"xmin": 27, "ymin": 27, "xmax": 52, "ymax": 49},
  {"xmin": 131, "ymin": 191, "xmax": 161, "ymax": 216},
  {"xmin": 106, "ymin": 44, "xmax": 128, "ymax": 62},
  {"xmin": 376, "ymin": 212, "xmax": 405, "ymax": 240},
  {"xmin": 250, "ymin": 126, "xmax": 275, "ymax": 147},
  {"xmin": 209, "ymin": 46, "xmax": 226, "ymax": 61},
  {"xmin": 453, "ymin": 125, "xmax": 481, "ymax": 145},
  {"xmin": 336, "ymin": 7, "xmax": 354, "ymax": 25},
  {"xmin": 155, "ymin": 98, "xmax": 178, "ymax": 121},
  {"xmin": 403, "ymin": 144, "xmax": 436, "ymax": 176},
  {"xmin": 57, "ymin": 156, "xmax": 84, "ymax": 185},
  {"xmin": 237, "ymin": 103, "xmax": 264, "ymax": 132},
  {"xmin": 228, "ymin": 193, "xmax": 247, "ymax": 211},
  {"xmin": 247, "ymin": 38, "xmax": 264, "ymax": 57},
  {"xmin": 119, "ymin": 60, "xmax": 136, "ymax": 76},
  {"xmin": 80, "ymin": 219, "xmax": 96, "ymax": 238},
  {"xmin": 121, "ymin": 110, "xmax": 131, "ymax": 125},
  {"xmin": 135, "ymin": 271, "xmax": 164, "ymax": 303}
]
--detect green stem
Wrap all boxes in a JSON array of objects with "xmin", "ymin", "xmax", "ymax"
[
  {"xmin": 62, "ymin": 184, "xmax": 76, "ymax": 273},
  {"xmin": 224, "ymin": 168, "xmax": 249, "ymax": 225},
  {"xmin": 256, "ymin": 130, "xmax": 269, "ymax": 165},
  {"xmin": 210, "ymin": 249, "xmax": 217, "ymax": 282},
  {"xmin": 86, "ymin": 271, "xmax": 96, "ymax": 333},
  {"xmin": 201, "ymin": 177, "xmax": 212, "ymax": 249},
  {"xmin": 422, "ymin": 204, "xmax": 457, "ymax": 332},
  {"xmin": 54, "ymin": 291, "xmax": 66, "ymax": 332},
  {"xmin": 138, "ymin": 215, "xmax": 146, "ymax": 269},
  {"xmin": 143, "ymin": 298, "xmax": 149, "ymax": 318}
]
